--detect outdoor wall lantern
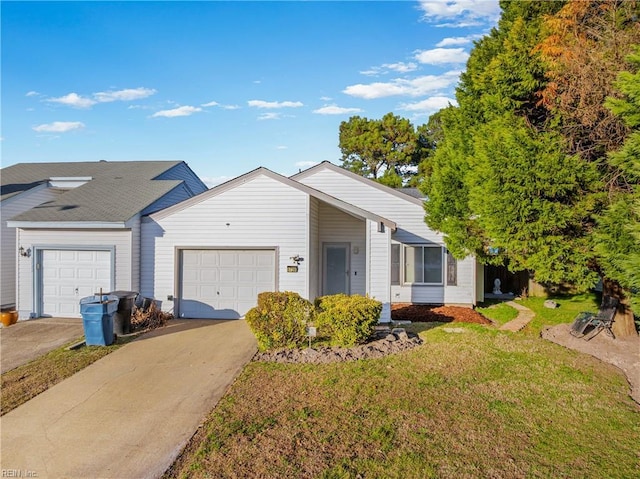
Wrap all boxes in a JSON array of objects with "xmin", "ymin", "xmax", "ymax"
[
  {"xmin": 290, "ymin": 255, "xmax": 304, "ymax": 265},
  {"xmin": 19, "ymin": 246, "xmax": 31, "ymax": 258}
]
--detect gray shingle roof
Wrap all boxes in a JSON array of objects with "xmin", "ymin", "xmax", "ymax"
[{"xmin": 2, "ymin": 161, "xmax": 186, "ymax": 223}]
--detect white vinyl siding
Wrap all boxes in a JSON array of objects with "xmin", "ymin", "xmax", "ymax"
[
  {"xmin": 318, "ymin": 202, "xmax": 365, "ymax": 296},
  {"xmin": 0, "ymin": 186, "xmax": 56, "ymax": 308},
  {"xmin": 141, "ymin": 174, "xmax": 309, "ymax": 311},
  {"xmin": 298, "ymin": 166, "xmax": 476, "ymax": 306},
  {"xmin": 309, "ymin": 196, "xmax": 320, "ymax": 299},
  {"xmin": 367, "ymin": 219, "xmax": 391, "ymax": 321},
  {"xmin": 15, "ymin": 228, "xmax": 133, "ymax": 319}
]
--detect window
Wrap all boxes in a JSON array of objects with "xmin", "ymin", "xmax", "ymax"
[
  {"xmin": 391, "ymin": 244, "xmax": 401, "ymax": 285},
  {"xmin": 404, "ymin": 245, "xmax": 443, "ymax": 284},
  {"xmin": 446, "ymin": 251, "xmax": 457, "ymax": 286}
]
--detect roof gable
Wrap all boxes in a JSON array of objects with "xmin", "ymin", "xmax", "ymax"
[
  {"xmin": 291, "ymin": 161, "xmax": 425, "ymax": 206},
  {"xmin": 149, "ymin": 167, "xmax": 396, "ymax": 229}
]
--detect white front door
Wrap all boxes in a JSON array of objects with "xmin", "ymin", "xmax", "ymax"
[
  {"xmin": 323, "ymin": 243, "xmax": 350, "ymax": 295},
  {"xmin": 40, "ymin": 249, "xmax": 112, "ymax": 317}
]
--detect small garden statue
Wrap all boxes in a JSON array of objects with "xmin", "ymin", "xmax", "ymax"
[{"xmin": 493, "ymin": 278, "xmax": 502, "ymax": 295}]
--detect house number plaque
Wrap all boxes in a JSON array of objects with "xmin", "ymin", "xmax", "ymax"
[{"xmin": 287, "ymin": 265, "xmax": 298, "ymax": 273}]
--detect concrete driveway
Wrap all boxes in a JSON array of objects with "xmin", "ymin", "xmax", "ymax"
[
  {"xmin": 1, "ymin": 318, "xmax": 85, "ymax": 373},
  {"xmin": 0, "ymin": 319, "xmax": 257, "ymax": 479}
]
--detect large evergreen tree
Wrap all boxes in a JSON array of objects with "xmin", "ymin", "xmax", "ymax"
[
  {"xmin": 422, "ymin": 0, "xmax": 640, "ymax": 329},
  {"xmin": 339, "ymin": 113, "xmax": 420, "ymax": 187}
]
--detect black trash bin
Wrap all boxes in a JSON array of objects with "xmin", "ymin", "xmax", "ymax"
[{"xmin": 109, "ymin": 291, "xmax": 138, "ymax": 335}]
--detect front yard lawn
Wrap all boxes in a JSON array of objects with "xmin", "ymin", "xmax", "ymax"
[{"xmin": 166, "ymin": 294, "xmax": 639, "ymax": 479}]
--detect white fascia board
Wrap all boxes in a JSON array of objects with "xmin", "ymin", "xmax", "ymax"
[{"xmin": 6, "ymin": 221, "xmax": 127, "ymax": 229}]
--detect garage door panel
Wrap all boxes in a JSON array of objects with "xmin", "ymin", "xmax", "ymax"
[
  {"xmin": 238, "ymin": 270, "xmax": 255, "ymax": 282},
  {"xmin": 41, "ymin": 249, "xmax": 112, "ymax": 318},
  {"xmin": 200, "ymin": 269, "xmax": 219, "ymax": 282},
  {"xmin": 219, "ymin": 253, "xmax": 237, "ymax": 267},
  {"xmin": 179, "ymin": 249, "xmax": 275, "ymax": 319},
  {"xmin": 219, "ymin": 269, "xmax": 236, "ymax": 282}
]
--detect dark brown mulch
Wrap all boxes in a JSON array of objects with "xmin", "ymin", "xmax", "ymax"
[{"xmin": 391, "ymin": 303, "xmax": 492, "ymax": 325}]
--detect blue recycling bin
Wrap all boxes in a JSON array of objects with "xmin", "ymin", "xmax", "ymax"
[{"xmin": 80, "ymin": 295, "xmax": 118, "ymax": 346}]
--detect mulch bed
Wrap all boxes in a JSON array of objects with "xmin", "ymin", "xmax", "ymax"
[{"xmin": 391, "ymin": 303, "xmax": 492, "ymax": 325}]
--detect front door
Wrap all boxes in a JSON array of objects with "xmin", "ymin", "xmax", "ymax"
[{"xmin": 323, "ymin": 243, "xmax": 350, "ymax": 295}]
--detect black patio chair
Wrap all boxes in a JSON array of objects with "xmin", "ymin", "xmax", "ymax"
[{"xmin": 569, "ymin": 296, "xmax": 619, "ymax": 340}]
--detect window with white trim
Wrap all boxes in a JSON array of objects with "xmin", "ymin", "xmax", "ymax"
[{"xmin": 404, "ymin": 245, "xmax": 443, "ymax": 284}]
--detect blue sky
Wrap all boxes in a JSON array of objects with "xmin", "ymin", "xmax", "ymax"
[{"xmin": 2, "ymin": 0, "xmax": 500, "ymax": 186}]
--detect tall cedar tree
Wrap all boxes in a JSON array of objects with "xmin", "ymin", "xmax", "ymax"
[{"xmin": 595, "ymin": 47, "xmax": 640, "ymax": 317}]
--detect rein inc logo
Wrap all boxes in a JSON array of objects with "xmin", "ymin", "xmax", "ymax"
[{"xmin": 1, "ymin": 471, "xmax": 38, "ymax": 477}]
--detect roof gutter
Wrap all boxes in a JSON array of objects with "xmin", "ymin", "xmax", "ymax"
[{"xmin": 6, "ymin": 221, "xmax": 128, "ymax": 229}]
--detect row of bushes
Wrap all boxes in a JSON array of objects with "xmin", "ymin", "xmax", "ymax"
[{"xmin": 245, "ymin": 292, "xmax": 382, "ymax": 351}]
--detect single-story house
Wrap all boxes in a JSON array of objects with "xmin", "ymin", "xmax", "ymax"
[
  {"xmin": 3, "ymin": 161, "xmax": 207, "ymax": 318},
  {"xmin": 141, "ymin": 161, "xmax": 483, "ymax": 322}
]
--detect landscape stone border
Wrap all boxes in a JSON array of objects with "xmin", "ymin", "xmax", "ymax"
[{"xmin": 253, "ymin": 328, "xmax": 423, "ymax": 364}]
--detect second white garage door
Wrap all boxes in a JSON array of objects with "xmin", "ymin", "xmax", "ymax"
[
  {"xmin": 179, "ymin": 249, "xmax": 276, "ymax": 319},
  {"xmin": 40, "ymin": 249, "xmax": 112, "ymax": 318}
]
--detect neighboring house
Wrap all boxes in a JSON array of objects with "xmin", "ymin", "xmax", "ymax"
[
  {"xmin": 2, "ymin": 161, "xmax": 207, "ymax": 319},
  {"xmin": 141, "ymin": 161, "xmax": 483, "ymax": 322}
]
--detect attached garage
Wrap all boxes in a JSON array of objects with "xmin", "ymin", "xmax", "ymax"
[
  {"xmin": 39, "ymin": 249, "xmax": 113, "ymax": 318},
  {"xmin": 178, "ymin": 249, "xmax": 276, "ymax": 319}
]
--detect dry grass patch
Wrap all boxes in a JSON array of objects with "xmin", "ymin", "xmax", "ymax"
[
  {"xmin": 166, "ymin": 322, "xmax": 639, "ymax": 479},
  {"xmin": 0, "ymin": 336, "xmax": 136, "ymax": 415}
]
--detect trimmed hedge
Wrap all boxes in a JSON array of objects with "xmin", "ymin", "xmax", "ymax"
[
  {"xmin": 245, "ymin": 291, "xmax": 314, "ymax": 351},
  {"xmin": 314, "ymin": 294, "xmax": 382, "ymax": 347}
]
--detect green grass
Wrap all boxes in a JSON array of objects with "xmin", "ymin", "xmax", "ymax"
[
  {"xmin": 1, "ymin": 334, "xmax": 138, "ymax": 415},
  {"xmin": 476, "ymin": 301, "xmax": 519, "ymax": 325},
  {"xmin": 165, "ymin": 293, "xmax": 639, "ymax": 479},
  {"xmin": 519, "ymin": 293, "xmax": 600, "ymax": 335}
]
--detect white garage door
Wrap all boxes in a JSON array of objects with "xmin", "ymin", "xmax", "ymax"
[
  {"xmin": 179, "ymin": 249, "xmax": 275, "ymax": 319},
  {"xmin": 41, "ymin": 249, "xmax": 112, "ymax": 318}
]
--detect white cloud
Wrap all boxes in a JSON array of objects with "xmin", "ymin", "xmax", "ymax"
[
  {"xmin": 362, "ymin": 62, "xmax": 419, "ymax": 76},
  {"xmin": 257, "ymin": 112, "xmax": 281, "ymax": 121},
  {"xmin": 32, "ymin": 121, "xmax": 85, "ymax": 133},
  {"xmin": 399, "ymin": 96, "xmax": 457, "ymax": 113},
  {"xmin": 415, "ymin": 48, "xmax": 469, "ymax": 65},
  {"xmin": 202, "ymin": 101, "xmax": 241, "ymax": 110},
  {"xmin": 276, "ymin": 145, "xmax": 288, "ymax": 150},
  {"xmin": 151, "ymin": 105, "xmax": 202, "ymax": 118},
  {"xmin": 320, "ymin": 96, "xmax": 333, "ymax": 102},
  {"xmin": 47, "ymin": 93, "xmax": 96, "ymax": 109},
  {"xmin": 94, "ymin": 87, "xmax": 156, "ymax": 103},
  {"xmin": 436, "ymin": 35, "xmax": 482, "ymax": 47},
  {"xmin": 248, "ymin": 100, "xmax": 303, "ymax": 109},
  {"xmin": 418, "ymin": 0, "xmax": 500, "ymax": 26},
  {"xmin": 343, "ymin": 71, "xmax": 461, "ymax": 99},
  {"xmin": 201, "ymin": 175, "xmax": 232, "ymax": 188},
  {"xmin": 313, "ymin": 105, "xmax": 363, "ymax": 115},
  {"xmin": 26, "ymin": 91, "xmax": 39, "ymax": 97},
  {"xmin": 295, "ymin": 161, "xmax": 319, "ymax": 169}
]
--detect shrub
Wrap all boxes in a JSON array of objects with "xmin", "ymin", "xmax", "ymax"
[
  {"xmin": 314, "ymin": 294, "xmax": 382, "ymax": 347},
  {"xmin": 245, "ymin": 291, "xmax": 314, "ymax": 351}
]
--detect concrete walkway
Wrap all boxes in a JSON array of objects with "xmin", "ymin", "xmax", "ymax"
[
  {"xmin": 1, "ymin": 318, "xmax": 84, "ymax": 374},
  {"xmin": 499, "ymin": 301, "xmax": 535, "ymax": 332},
  {"xmin": 0, "ymin": 319, "xmax": 257, "ymax": 479}
]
